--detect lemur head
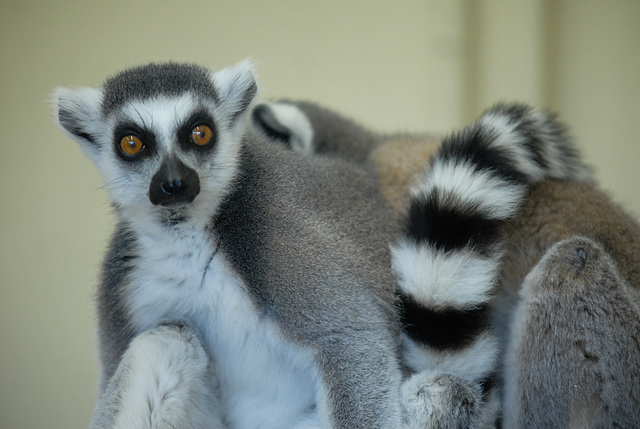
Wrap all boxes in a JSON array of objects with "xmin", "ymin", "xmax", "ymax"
[{"xmin": 54, "ymin": 60, "xmax": 257, "ymax": 221}]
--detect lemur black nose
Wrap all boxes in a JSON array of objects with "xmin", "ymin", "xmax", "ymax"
[
  {"xmin": 161, "ymin": 178, "xmax": 188, "ymax": 195},
  {"xmin": 149, "ymin": 157, "xmax": 200, "ymax": 206}
]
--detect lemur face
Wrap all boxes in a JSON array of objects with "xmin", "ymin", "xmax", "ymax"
[
  {"xmin": 102, "ymin": 93, "xmax": 231, "ymax": 211},
  {"xmin": 55, "ymin": 61, "xmax": 257, "ymax": 217}
]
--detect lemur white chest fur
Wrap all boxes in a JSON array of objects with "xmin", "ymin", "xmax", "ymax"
[{"xmin": 126, "ymin": 220, "xmax": 322, "ymax": 429}]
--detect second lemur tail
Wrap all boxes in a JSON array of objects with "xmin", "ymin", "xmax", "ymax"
[{"xmin": 394, "ymin": 103, "xmax": 591, "ymax": 425}]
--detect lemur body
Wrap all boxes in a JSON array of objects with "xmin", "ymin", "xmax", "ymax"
[
  {"xmin": 254, "ymin": 101, "xmax": 640, "ymax": 428},
  {"xmin": 55, "ymin": 62, "xmax": 404, "ymax": 429}
]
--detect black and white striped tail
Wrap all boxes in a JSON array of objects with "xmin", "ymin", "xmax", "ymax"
[{"xmin": 393, "ymin": 103, "xmax": 591, "ymax": 424}]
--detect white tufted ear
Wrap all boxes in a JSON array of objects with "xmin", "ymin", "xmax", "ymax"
[
  {"xmin": 211, "ymin": 59, "xmax": 258, "ymax": 119},
  {"xmin": 53, "ymin": 86, "xmax": 104, "ymax": 162},
  {"xmin": 252, "ymin": 102, "xmax": 315, "ymax": 155}
]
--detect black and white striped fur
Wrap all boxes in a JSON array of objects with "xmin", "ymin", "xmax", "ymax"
[
  {"xmin": 393, "ymin": 104, "xmax": 591, "ymax": 426},
  {"xmin": 54, "ymin": 61, "xmax": 407, "ymax": 429},
  {"xmin": 253, "ymin": 101, "xmax": 593, "ymax": 428}
]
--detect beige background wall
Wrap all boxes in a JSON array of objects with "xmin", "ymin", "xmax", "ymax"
[{"xmin": 1, "ymin": 1, "xmax": 638, "ymax": 428}]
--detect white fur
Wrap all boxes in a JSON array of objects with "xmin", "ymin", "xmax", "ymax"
[
  {"xmin": 478, "ymin": 114, "xmax": 547, "ymax": 182},
  {"xmin": 478, "ymin": 112, "xmax": 593, "ymax": 183},
  {"xmin": 96, "ymin": 94, "xmax": 245, "ymax": 226},
  {"xmin": 263, "ymin": 101, "xmax": 315, "ymax": 155},
  {"xmin": 402, "ymin": 332, "xmax": 499, "ymax": 382},
  {"xmin": 95, "ymin": 325, "xmax": 222, "ymax": 429},
  {"xmin": 126, "ymin": 221, "xmax": 323, "ymax": 429},
  {"xmin": 211, "ymin": 59, "xmax": 259, "ymax": 115},
  {"xmin": 53, "ymin": 86, "xmax": 104, "ymax": 163},
  {"xmin": 413, "ymin": 160, "xmax": 525, "ymax": 220},
  {"xmin": 391, "ymin": 241, "xmax": 500, "ymax": 309}
]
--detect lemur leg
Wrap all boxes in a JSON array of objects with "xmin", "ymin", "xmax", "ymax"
[
  {"xmin": 395, "ymin": 104, "xmax": 592, "ymax": 428},
  {"xmin": 90, "ymin": 323, "xmax": 225, "ymax": 429},
  {"xmin": 503, "ymin": 237, "xmax": 640, "ymax": 428}
]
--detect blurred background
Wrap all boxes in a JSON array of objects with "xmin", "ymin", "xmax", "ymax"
[{"xmin": 1, "ymin": 1, "xmax": 639, "ymax": 427}]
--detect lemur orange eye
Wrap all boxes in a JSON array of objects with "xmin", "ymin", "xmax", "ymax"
[
  {"xmin": 119, "ymin": 135, "xmax": 144, "ymax": 156},
  {"xmin": 192, "ymin": 125, "xmax": 213, "ymax": 146}
]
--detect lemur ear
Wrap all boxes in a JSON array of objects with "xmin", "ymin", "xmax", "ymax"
[
  {"xmin": 252, "ymin": 102, "xmax": 315, "ymax": 155},
  {"xmin": 252, "ymin": 102, "xmax": 294, "ymax": 144},
  {"xmin": 53, "ymin": 86, "xmax": 104, "ymax": 161},
  {"xmin": 211, "ymin": 59, "xmax": 258, "ymax": 119}
]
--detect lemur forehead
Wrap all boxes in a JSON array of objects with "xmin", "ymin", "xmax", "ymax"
[{"xmin": 101, "ymin": 62, "xmax": 219, "ymax": 116}]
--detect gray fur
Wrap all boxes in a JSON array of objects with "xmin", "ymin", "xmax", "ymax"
[
  {"xmin": 101, "ymin": 62, "xmax": 220, "ymax": 116},
  {"xmin": 95, "ymin": 225, "xmax": 137, "ymax": 390},
  {"xmin": 254, "ymin": 100, "xmax": 640, "ymax": 428},
  {"xmin": 504, "ymin": 237, "xmax": 640, "ymax": 428},
  {"xmin": 211, "ymin": 136, "xmax": 404, "ymax": 427},
  {"xmin": 55, "ymin": 62, "xmax": 406, "ymax": 428},
  {"xmin": 401, "ymin": 371, "xmax": 484, "ymax": 429}
]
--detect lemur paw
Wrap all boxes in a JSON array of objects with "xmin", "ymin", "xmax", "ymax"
[
  {"xmin": 401, "ymin": 370, "xmax": 483, "ymax": 429},
  {"xmin": 90, "ymin": 323, "xmax": 223, "ymax": 429}
]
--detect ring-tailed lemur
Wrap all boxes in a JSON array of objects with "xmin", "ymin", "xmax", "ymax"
[
  {"xmin": 55, "ymin": 61, "xmax": 407, "ymax": 429},
  {"xmin": 254, "ymin": 101, "xmax": 640, "ymax": 428}
]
